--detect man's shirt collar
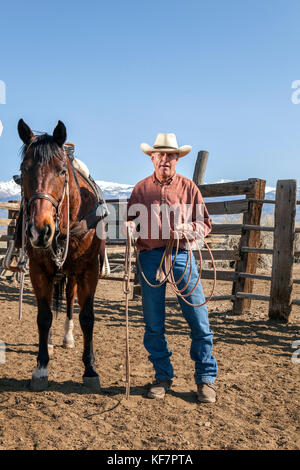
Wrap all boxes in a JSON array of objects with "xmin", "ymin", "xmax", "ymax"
[{"xmin": 152, "ymin": 172, "xmax": 177, "ymax": 186}]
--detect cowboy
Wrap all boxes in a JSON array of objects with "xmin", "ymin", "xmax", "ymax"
[{"xmin": 127, "ymin": 133, "xmax": 218, "ymax": 403}]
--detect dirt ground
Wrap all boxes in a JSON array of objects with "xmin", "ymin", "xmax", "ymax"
[{"xmin": 0, "ymin": 258, "xmax": 299, "ymax": 450}]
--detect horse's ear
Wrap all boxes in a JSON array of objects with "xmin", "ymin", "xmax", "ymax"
[
  {"xmin": 53, "ymin": 120, "xmax": 67, "ymax": 147},
  {"xmin": 18, "ymin": 119, "xmax": 34, "ymax": 145}
]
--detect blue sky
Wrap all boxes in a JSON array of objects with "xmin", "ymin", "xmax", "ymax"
[{"xmin": 0, "ymin": 0, "xmax": 300, "ymax": 187}]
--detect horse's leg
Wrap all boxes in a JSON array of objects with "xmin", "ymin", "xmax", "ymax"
[
  {"xmin": 63, "ymin": 276, "xmax": 77, "ymax": 349},
  {"xmin": 77, "ymin": 267, "xmax": 100, "ymax": 391},
  {"xmin": 30, "ymin": 271, "xmax": 54, "ymax": 391},
  {"xmin": 48, "ymin": 327, "xmax": 54, "ymax": 356}
]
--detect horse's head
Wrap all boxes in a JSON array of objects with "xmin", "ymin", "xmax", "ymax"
[{"xmin": 18, "ymin": 119, "xmax": 68, "ymax": 249}]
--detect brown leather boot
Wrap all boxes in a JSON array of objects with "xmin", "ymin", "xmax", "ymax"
[
  {"xmin": 197, "ymin": 382, "xmax": 216, "ymax": 403},
  {"xmin": 147, "ymin": 380, "xmax": 172, "ymax": 399}
]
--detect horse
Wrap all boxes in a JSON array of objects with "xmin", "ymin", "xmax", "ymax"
[{"xmin": 17, "ymin": 119, "xmax": 106, "ymax": 391}]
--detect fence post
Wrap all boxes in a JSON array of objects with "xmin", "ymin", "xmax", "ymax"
[
  {"xmin": 7, "ymin": 200, "xmax": 19, "ymax": 248},
  {"xmin": 193, "ymin": 151, "xmax": 209, "ymax": 186},
  {"xmin": 9, "ymin": 200, "xmax": 20, "ymax": 280},
  {"xmin": 232, "ymin": 178, "xmax": 266, "ymax": 314},
  {"xmin": 269, "ymin": 180, "xmax": 297, "ymax": 322}
]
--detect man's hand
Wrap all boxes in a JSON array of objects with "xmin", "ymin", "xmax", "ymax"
[
  {"xmin": 170, "ymin": 223, "xmax": 203, "ymax": 241},
  {"xmin": 170, "ymin": 224, "xmax": 188, "ymax": 239},
  {"xmin": 122, "ymin": 220, "xmax": 137, "ymax": 238}
]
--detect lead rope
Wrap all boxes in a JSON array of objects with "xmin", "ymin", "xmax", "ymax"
[
  {"xmin": 123, "ymin": 226, "xmax": 132, "ymax": 399},
  {"xmin": 53, "ymin": 177, "xmax": 70, "ymax": 269}
]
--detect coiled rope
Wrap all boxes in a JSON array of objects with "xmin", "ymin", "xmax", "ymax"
[{"xmin": 136, "ymin": 231, "xmax": 217, "ymax": 307}]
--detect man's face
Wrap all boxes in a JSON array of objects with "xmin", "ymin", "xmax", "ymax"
[{"xmin": 151, "ymin": 152, "xmax": 179, "ymax": 181}]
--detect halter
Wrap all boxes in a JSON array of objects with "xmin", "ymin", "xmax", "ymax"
[{"xmin": 21, "ymin": 143, "xmax": 70, "ymax": 270}]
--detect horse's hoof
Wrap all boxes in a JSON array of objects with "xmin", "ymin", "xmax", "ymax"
[
  {"xmin": 31, "ymin": 376, "xmax": 48, "ymax": 392},
  {"xmin": 63, "ymin": 340, "xmax": 75, "ymax": 349},
  {"xmin": 83, "ymin": 376, "xmax": 101, "ymax": 391},
  {"xmin": 31, "ymin": 366, "xmax": 48, "ymax": 391},
  {"xmin": 48, "ymin": 344, "xmax": 54, "ymax": 356}
]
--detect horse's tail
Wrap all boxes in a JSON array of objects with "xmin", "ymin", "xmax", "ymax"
[{"xmin": 53, "ymin": 273, "xmax": 66, "ymax": 316}]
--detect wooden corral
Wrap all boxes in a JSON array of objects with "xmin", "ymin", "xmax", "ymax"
[{"xmin": 0, "ymin": 153, "xmax": 299, "ymax": 322}]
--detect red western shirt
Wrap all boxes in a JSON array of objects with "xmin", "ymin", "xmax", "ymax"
[{"xmin": 127, "ymin": 172, "xmax": 211, "ymax": 251}]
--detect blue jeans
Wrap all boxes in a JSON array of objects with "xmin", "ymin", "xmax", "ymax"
[{"xmin": 138, "ymin": 247, "xmax": 217, "ymax": 384}]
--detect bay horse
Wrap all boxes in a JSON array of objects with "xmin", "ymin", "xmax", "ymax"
[{"xmin": 18, "ymin": 119, "xmax": 105, "ymax": 391}]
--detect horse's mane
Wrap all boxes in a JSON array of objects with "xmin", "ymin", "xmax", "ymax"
[{"xmin": 21, "ymin": 133, "xmax": 63, "ymax": 165}]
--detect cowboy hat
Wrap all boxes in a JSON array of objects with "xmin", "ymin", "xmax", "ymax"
[{"xmin": 140, "ymin": 133, "xmax": 192, "ymax": 158}]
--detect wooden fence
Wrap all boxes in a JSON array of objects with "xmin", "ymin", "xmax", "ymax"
[
  {"xmin": 101, "ymin": 177, "xmax": 300, "ymax": 322},
  {"xmin": 0, "ymin": 176, "xmax": 299, "ymax": 322}
]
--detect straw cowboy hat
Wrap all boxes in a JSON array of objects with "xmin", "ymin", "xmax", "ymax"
[{"xmin": 141, "ymin": 133, "xmax": 192, "ymax": 158}]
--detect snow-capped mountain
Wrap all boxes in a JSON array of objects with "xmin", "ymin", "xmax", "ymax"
[
  {"xmin": 95, "ymin": 180, "xmax": 134, "ymax": 200},
  {"xmin": 0, "ymin": 179, "xmax": 134, "ymax": 202},
  {"xmin": 0, "ymin": 179, "xmax": 21, "ymax": 201}
]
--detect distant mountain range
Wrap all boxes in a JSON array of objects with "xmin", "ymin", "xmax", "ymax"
[
  {"xmin": 0, "ymin": 179, "xmax": 134, "ymax": 202},
  {"xmin": 0, "ymin": 178, "xmax": 299, "ymax": 221}
]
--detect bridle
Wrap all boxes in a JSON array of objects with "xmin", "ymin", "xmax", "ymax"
[{"xmin": 21, "ymin": 143, "xmax": 70, "ymax": 270}]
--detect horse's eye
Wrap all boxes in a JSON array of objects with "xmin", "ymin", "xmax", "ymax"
[
  {"xmin": 21, "ymin": 164, "xmax": 28, "ymax": 174},
  {"xmin": 59, "ymin": 168, "xmax": 67, "ymax": 176}
]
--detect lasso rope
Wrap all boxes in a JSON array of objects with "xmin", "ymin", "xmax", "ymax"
[{"xmin": 136, "ymin": 231, "xmax": 217, "ymax": 307}]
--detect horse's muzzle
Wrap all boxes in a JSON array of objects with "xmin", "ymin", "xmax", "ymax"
[{"xmin": 28, "ymin": 223, "xmax": 53, "ymax": 248}]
